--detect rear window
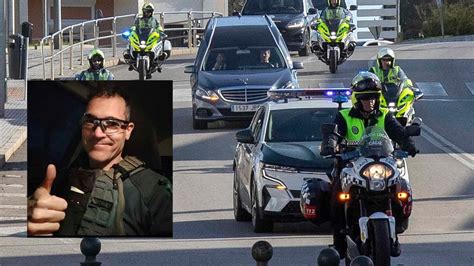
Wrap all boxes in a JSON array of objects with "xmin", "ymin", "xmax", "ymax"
[
  {"xmin": 266, "ymin": 108, "xmax": 337, "ymax": 142},
  {"xmin": 243, "ymin": 0, "xmax": 304, "ymax": 14}
]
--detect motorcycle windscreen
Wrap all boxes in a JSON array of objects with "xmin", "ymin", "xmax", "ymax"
[
  {"xmin": 358, "ymin": 126, "xmax": 394, "ymax": 158},
  {"xmin": 383, "ymin": 83, "xmax": 402, "ymax": 102},
  {"xmin": 138, "ymin": 28, "xmax": 154, "ymax": 42},
  {"xmin": 325, "ymin": 19, "xmax": 341, "ymax": 33}
]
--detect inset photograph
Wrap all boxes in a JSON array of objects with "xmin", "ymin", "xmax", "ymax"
[{"xmin": 27, "ymin": 81, "xmax": 172, "ymax": 237}]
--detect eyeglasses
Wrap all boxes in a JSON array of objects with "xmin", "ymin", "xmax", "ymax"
[{"xmin": 80, "ymin": 114, "xmax": 130, "ymax": 135}]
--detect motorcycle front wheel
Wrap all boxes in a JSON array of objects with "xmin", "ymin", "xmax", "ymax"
[
  {"xmin": 329, "ymin": 49, "xmax": 337, "ymax": 74},
  {"xmin": 369, "ymin": 219, "xmax": 391, "ymax": 266},
  {"xmin": 138, "ymin": 59, "xmax": 146, "ymax": 81}
]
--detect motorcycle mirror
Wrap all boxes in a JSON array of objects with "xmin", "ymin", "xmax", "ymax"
[
  {"xmin": 411, "ymin": 117, "xmax": 423, "ymax": 126},
  {"xmin": 349, "ymin": 5, "xmax": 358, "ymax": 11},
  {"xmin": 308, "ymin": 8, "xmax": 318, "ymax": 15},
  {"xmin": 292, "ymin": 61, "xmax": 304, "ymax": 70},
  {"xmin": 414, "ymin": 90, "xmax": 424, "ymax": 101}
]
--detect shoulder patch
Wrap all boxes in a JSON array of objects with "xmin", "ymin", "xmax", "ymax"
[{"xmin": 352, "ymin": 126, "xmax": 359, "ymax": 135}]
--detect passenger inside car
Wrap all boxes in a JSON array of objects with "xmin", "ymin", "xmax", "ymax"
[{"xmin": 212, "ymin": 52, "xmax": 227, "ymax": 70}]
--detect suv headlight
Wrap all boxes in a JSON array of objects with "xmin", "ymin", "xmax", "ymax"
[
  {"xmin": 261, "ymin": 163, "xmax": 295, "ymax": 190},
  {"xmin": 195, "ymin": 87, "xmax": 219, "ymax": 102},
  {"xmin": 287, "ymin": 18, "xmax": 305, "ymax": 29}
]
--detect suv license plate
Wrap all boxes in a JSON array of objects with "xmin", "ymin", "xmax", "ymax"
[{"xmin": 231, "ymin": 104, "xmax": 260, "ymax": 112}]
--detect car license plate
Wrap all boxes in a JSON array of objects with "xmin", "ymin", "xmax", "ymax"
[{"xmin": 231, "ymin": 104, "xmax": 260, "ymax": 112}]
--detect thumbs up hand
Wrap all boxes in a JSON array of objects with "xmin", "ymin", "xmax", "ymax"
[{"xmin": 27, "ymin": 164, "xmax": 68, "ymax": 236}]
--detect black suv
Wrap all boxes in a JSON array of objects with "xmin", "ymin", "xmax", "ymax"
[
  {"xmin": 184, "ymin": 15, "xmax": 303, "ymax": 129},
  {"xmin": 242, "ymin": 0, "xmax": 319, "ymax": 56}
]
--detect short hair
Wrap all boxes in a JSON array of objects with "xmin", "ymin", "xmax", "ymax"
[{"xmin": 87, "ymin": 86, "xmax": 131, "ymax": 120}]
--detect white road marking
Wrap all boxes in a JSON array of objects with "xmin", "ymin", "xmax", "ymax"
[
  {"xmin": 0, "ymin": 193, "xmax": 25, "ymax": 197},
  {"xmin": 416, "ymin": 82, "xmax": 448, "ymax": 96},
  {"xmin": 0, "ymin": 217, "xmax": 25, "ymax": 221},
  {"xmin": 421, "ymin": 125, "xmax": 474, "ymax": 171},
  {"xmin": 0, "ymin": 205, "xmax": 26, "ymax": 209},
  {"xmin": 0, "ymin": 184, "xmax": 23, "ymax": 188},
  {"xmin": 465, "ymin": 82, "xmax": 474, "ymax": 95}
]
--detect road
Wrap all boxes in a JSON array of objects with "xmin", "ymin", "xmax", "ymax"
[{"xmin": 1, "ymin": 42, "xmax": 474, "ymax": 265}]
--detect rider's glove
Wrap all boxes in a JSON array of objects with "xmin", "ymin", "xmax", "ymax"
[
  {"xmin": 402, "ymin": 140, "xmax": 418, "ymax": 157},
  {"xmin": 320, "ymin": 134, "xmax": 338, "ymax": 156}
]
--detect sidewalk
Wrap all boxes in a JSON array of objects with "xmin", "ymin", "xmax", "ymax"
[{"xmin": 1, "ymin": 44, "xmax": 197, "ymax": 167}]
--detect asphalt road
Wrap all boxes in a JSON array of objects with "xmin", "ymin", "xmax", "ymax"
[{"xmin": 1, "ymin": 42, "xmax": 474, "ymax": 265}]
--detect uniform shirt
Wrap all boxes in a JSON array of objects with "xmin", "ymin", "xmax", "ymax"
[{"xmin": 76, "ymin": 68, "xmax": 114, "ymax": 81}]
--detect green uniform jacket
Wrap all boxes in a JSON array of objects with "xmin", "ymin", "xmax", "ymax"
[{"xmin": 55, "ymin": 165, "xmax": 172, "ymax": 237}]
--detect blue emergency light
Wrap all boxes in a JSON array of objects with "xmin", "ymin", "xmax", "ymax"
[{"xmin": 122, "ymin": 30, "xmax": 131, "ymax": 39}]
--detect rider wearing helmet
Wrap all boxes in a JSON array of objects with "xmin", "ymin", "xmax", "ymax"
[
  {"xmin": 318, "ymin": 0, "xmax": 356, "ymax": 52},
  {"xmin": 320, "ymin": 72, "xmax": 419, "ymax": 259},
  {"xmin": 76, "ymin": 49, "xmax": 114, "ymax": 80},
  {"xmin": 133, "ymin": 3, "xmax": 164, "ymax": 33},
  {"xmin": 125, "ymin": 3, "xmax": 165, "ymax": 75},
  {"xmin": 369, "ymin": 48, "xmax": 416, "ymax": 91}
]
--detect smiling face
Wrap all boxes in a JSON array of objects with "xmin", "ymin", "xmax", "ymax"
[{"xmin": 82, "ymin": 95, "xmax": 134, "ymax": 170}]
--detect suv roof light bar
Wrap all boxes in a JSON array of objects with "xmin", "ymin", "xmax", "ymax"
[{"xmin": 268, "ymin": 88, "xmax": 351, "ymax": 108}]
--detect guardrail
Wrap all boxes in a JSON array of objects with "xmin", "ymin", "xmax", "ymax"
[{"xmin": 40, "ymin": 11, "xmax": 222, "ymax": 80}]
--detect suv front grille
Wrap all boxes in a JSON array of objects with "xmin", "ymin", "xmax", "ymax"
[{"xmin": 219, "ymin": 87, "xmax": 269, "ymax": 103}]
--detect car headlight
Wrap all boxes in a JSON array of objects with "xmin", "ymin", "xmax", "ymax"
[
  {"xmin": 361, "ymin": 163, "xmax": 394, "ymax": 191},
  {"xmin": 261, "ymin": 163, "xmax": 294, "ymax": 190},
  {"xmin": 195, "ymin": 87, "xmax": 219, "ymax": 102},
  {"xmin": 287, "ymin": 18, "xmax": 305, "ymax": 29}
]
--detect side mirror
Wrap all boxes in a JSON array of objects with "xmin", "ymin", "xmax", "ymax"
[
  {"xmin": 292, "ymin": 61, "xmax": 304, "ymax": 70},
  {"xmin": 349, "ymin": 5, "xmax": 358, "ymax": 11},
  {"xmin": 349, "ymin": 23, "xmax": 356, "ymax": 32},
  {"xmin": 236, "ymin": 128, "xmax": 255, "ymax": 144},
  {"xmin": 184, "ymin": 65, "xmax": 195, "ymax": 74},
  {"xmin": 308, "ymin": 8, "xmax": 317, "ymax": 15}
]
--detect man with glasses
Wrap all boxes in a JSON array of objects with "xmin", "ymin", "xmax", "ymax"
[
  {"xmin": 27, "ymin": 87, "xmax": 172, "ymax": 236},
  {"xmin": 76, "ymin": 49, "xmax": 114, "ymax": 81}
]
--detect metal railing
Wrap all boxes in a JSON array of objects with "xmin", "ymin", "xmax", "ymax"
[{"xmin": 40, "ymin": 11, "xmax": 222, "ymax": 80}]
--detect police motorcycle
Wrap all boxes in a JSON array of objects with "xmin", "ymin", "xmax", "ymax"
[
  {"xmin": 310, "ymin": 6, "xmax": 357, "ymax": 74},
  {"xmin": 300, "ymin": 92, "xmax": 420, "ymax": 265},
  {"xmin": 122, "ymin": 27, "xmax": 172, "ymax": 80},
  {"xmin": 380, "ymin": 80, "xmax": 424, "ymax": 126}
]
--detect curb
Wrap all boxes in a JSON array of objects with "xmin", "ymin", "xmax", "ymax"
[{"xmin": 0, "ymin": 128, "xmax": 26, "ymax": 169}]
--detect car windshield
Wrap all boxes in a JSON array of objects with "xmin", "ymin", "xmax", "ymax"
[
  {"xmin": 203, "ymin": 47, "xmax": 286, "ymax": 71},
  {"xmin": 358, "ymin": 127, "xmax": 394, "ymax": 158},
  {"xmin": 266, "ymin": 108, "xmax": 337, "ymax": 142},
  {"xmin": 243, "ymin": 0, "xmax": 304, "ymax": 14}
]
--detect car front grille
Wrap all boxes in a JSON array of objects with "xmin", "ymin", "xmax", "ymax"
[{"xmin": 219, "ymin": 87, "xmax": 270, "ymax": 103}]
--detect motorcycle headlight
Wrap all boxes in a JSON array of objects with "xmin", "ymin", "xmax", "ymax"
[
  {"xmin": 287, "ymin": 18, "xmax": 305, "ymax": 29},
  {"xmin": 361, "ymin": 163, "xmax": 393, "ymax": 180},
  {"xmin": 330, "ymin": 32, "xmax": 337, "ymax": 40},
  {"xmin": 195, "ymin": 87, "xmax": 219, "ymax": 102}
]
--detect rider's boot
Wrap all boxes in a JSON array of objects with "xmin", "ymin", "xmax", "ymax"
[{"xmin": 391, "ymin": 236, "xmax": 401, "ymax": 257}]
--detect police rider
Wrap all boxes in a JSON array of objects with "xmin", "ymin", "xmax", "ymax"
[
  {"xmin": 369, "ymin": 47, "xmax": 420, "ymax": 94},
  {"xmin": 318, "ymin": 0, "xmax": 356, "ymax": 52},
  {"xmin": 76, "ymin": 49, "xmax": 114, "ymax": 81},
  {"xmin": 320, "ymin": 72, "xmax": 419, "ymax": 259},
  {"xmin": 124, "ymin": 3, "xmax": 165, "ymax": 75}
]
